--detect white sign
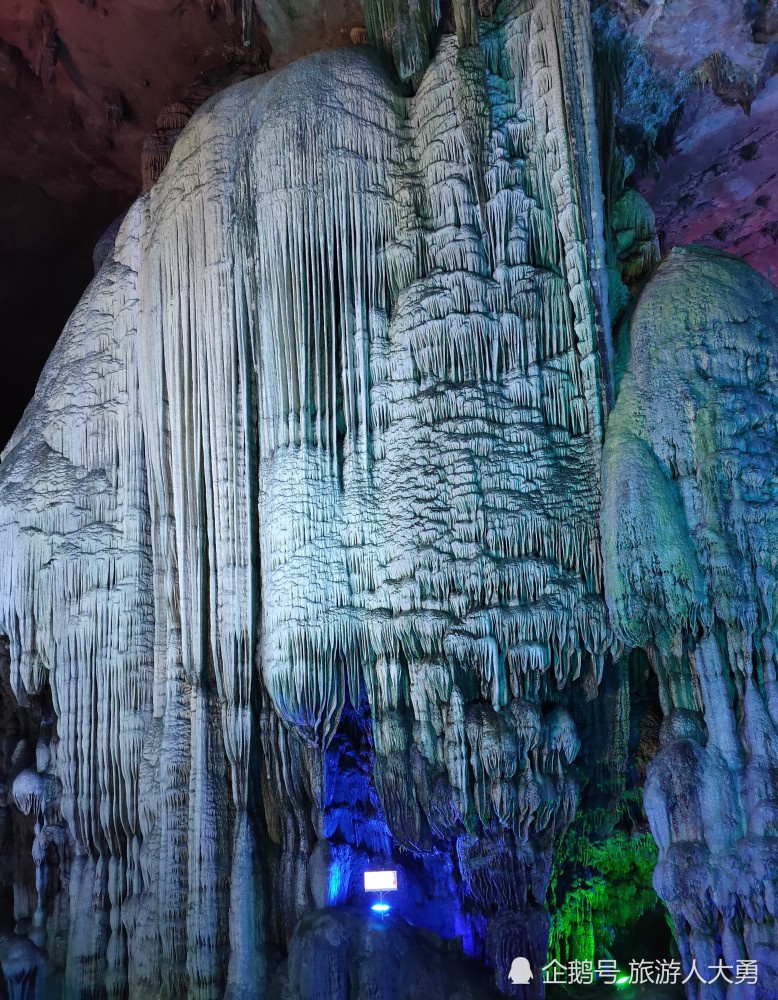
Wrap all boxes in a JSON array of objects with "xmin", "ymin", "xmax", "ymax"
[{"xmin": 363, "ymin": 870, "xmax": 397, "ymax": 892}]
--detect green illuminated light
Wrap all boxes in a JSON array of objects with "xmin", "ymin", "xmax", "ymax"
[
  {"xmin": 548, "ymin": 820, "xmax": 660, "ymax": 971},
  {"xmin": 616, "ymin": 974, "xmax": 630, "ymax": 986}
]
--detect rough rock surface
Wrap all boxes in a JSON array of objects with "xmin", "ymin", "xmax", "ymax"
[
  {"xmin": 277, "ymin": 908, "xmax": 502, "ymax": 1000},
  {"xmin": 640, "ymin": 78, "xmax": 778, "ymax": 285},
  {"xmin": 618, "ymin": 0, "xmax": 778, "ymax": 283}
]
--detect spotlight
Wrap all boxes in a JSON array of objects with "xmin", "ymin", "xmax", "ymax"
[
  {"xmin": 363, "ymin": 870, "xmax": 397, "ymax": 892},
  {"xmin": 364, "ymin": 869, "xmax": 397, "ymax": 918}
]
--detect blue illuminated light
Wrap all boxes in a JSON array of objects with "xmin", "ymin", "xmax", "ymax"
[
  {"xmin": 328, "ymin": 860, "xmax": 345, "ymax": 905},
  {"xmin": 371, "ymin": 902, "xmax": 391, "ymax": 914}
]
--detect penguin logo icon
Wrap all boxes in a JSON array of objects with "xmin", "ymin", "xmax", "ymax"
[{"xmin": 508, "ymin": 957, "xmax": 533, "ymax": 985}]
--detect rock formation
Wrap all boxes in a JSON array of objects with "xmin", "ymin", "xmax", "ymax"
[
  {"xmin": 603, "ymin": 246, "xmax": 778, "ymax": 998},
  {"xmin": 0, "ymin": 0, "xmax": 777, "ymax": 998}
]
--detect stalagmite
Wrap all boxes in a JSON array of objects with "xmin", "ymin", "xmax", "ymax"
[{"xmin": 603, "ymin": 246, "xmax": 778, "ymax": 999}]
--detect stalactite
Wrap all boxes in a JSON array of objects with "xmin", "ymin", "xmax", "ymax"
[{"xmin": 361, "ymin": 0, "xmax": 441, "ymax": 81}]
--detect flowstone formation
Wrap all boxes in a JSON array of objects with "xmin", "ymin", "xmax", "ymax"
[
  {"xmin": 1, "ymin": 0, "xmax": 778, "ymax": 997},
  {"xmin": 603, "ymin": 246, "xmax": 778, "ymax": 998},
  {"xmin": 0, "ymin": 0, "xmax": 614, "ymax": 995}
]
